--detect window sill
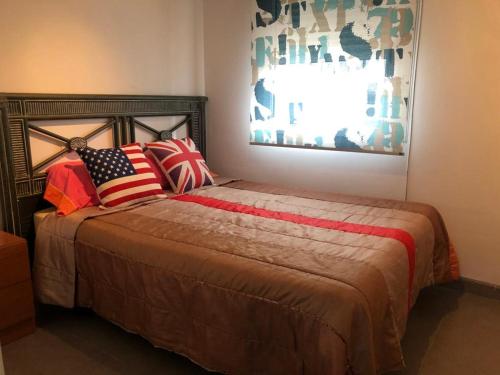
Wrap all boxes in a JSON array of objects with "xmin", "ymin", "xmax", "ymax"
[{"xmin": 249, "ymin": 142, "xmax": 404, "ymax": 156}]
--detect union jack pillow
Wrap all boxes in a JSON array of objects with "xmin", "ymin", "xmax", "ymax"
[
  {"xmin": 145, "ymin": 138, "xmax": 214, "ymax": 194},
  {"xmin": 76, "ymin": 143, "xmax": 166, "ymax": 208}
]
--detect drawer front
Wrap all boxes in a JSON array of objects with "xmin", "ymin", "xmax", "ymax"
[
  {"xmin": 0, "ymin": 252, "xmax": 30, "ymax": 289},
  {"xmin": 0, "ymin": 281, "xmax": 35, "ymax": 330}
]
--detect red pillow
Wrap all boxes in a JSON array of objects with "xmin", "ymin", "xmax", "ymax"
[
  {"xmin": 145, "ymin": 138, "xmax": 214, "ymax": 194},
  {"xmin": 144, "ymin": 149, "xmax": 170, "ymax": 190},
  {"xmin": 44, "ymin": 161, "xmax": 100, "ymax": 216}
]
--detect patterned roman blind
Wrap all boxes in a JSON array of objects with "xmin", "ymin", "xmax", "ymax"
[{"xmin": 250, "ymin": 0, "xmax": 420, "ymax": 155}]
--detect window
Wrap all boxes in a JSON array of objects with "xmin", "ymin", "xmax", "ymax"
[{"xmin": 250, "ymin": 0, "xmax": 420, "ymax": 155}]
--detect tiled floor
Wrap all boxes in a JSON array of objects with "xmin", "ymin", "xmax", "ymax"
[{"xmin": 4, "ymin": 286, "xmax": 500, "ymax": 374}]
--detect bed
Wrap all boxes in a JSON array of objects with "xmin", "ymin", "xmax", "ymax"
[{"xmin": 0, "ymin": 94, "xmax": 458, "ymax": 374}]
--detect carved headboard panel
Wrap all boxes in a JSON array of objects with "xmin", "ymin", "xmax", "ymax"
[{"xmin": 0, "ymin": 93, "xmax": 207, "ymax": 240}]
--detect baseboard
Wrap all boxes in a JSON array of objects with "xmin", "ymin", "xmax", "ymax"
[
  {"xmin": 0, "ymin": 318, "xmax": 35, "ymax": 345},
  {"xmin": 442, "ymin": 277, "xmax": 500, "ymax": 300}
]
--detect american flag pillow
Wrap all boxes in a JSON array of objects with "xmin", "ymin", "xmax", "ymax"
[
  {"xmin": 145, "ymin": 138, "xmax": 214, "ymax": 194},
  {"xmin": 76, "ymin": 143, "xmax": 165, "ymax": 208}
]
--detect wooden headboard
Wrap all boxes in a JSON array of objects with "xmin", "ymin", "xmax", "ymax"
[{"xmin": 0, "ymin": 93, "xmax": 207, "ymax": 241}]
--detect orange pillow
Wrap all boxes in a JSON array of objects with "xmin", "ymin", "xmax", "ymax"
[{"xmin": 44, "ymin": 161, "xmax": 99, "ymax": 215}]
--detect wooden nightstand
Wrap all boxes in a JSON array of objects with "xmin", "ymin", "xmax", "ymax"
[{"xmin": 0, "ymin": 231, "xmax": 35, "ymax": 344}]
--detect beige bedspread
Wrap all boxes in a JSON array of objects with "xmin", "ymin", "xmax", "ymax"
[
  {"xmin": 33, "ymin": 205, "xmax": 127, "ymax": 307},
  {"xmin": 34, "ymin": 180, "xmax": 456, "ymax": 374}
]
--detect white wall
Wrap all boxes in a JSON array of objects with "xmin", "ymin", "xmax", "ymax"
[
  {"xmin": 0, "ymin": 0, "xmax": 204, "ymax": 95},
  {"xmin": 408, "ymin": 0, "xmax": 500, "ymax": 286},
  {"xmin": 204, "ymin": 0, "xmax": 500, "ymax": 286},
  {"xmin": 203, "ymin": 0, "xmax": 408, "ymax": 200}
]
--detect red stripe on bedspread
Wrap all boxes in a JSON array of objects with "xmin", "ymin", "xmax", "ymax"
[{"xmin": 172, "ymin": 194, "xmax": 416, "ymax": 310}]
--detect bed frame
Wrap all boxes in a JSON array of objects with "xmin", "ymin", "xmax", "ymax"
[{"xmin": 0, "ymin": 93, "xmax": 207, "ymax": 244}]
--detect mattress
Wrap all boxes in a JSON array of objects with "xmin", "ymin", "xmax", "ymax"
[{"xmin": 34, "ymin": 180, "xmax": 456, "ymax": 374}]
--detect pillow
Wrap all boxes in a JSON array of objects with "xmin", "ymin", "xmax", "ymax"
[
  {"xmin": 144, "ymin": 149, "xmax": 170, "ymax": 190},
  {"xmin": 76, "ymin": 143, "xmax": 165, "ymax": 208},
  {"xmin": 145, "ymin": 138, "xmax": 214, "ymax": 194},
  {"xmin": 44, "ymin": 161, "xmax": 100, "ymax": 216}
]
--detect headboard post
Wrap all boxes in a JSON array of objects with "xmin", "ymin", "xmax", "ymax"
[
  {"xmin": 0, "ymin": 93, "xmax": 208, "ymax": 240},
  {"xmin": 199, "ymin": 100, "xmax": 207, "ymax": 158},
  {"xmin": 0, "ymin": 97, "xmax": 19, "ymax": 234}
]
